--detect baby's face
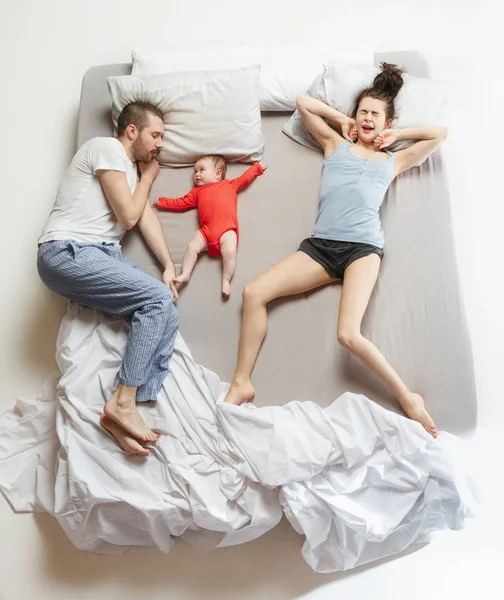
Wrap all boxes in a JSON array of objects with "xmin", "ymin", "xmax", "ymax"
[{"xmin": 193, "ymin": 159, "xmax": 221, "ymax": 186}]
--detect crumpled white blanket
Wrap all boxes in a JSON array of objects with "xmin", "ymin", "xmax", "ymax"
[{"xmin": 0, "ymin": 304, "xmax": 475, "ymax": 573}]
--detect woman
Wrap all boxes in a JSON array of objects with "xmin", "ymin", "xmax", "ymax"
[{"xmin": 224, "ymin": 63, "xmax": 446, "ymax": 437}]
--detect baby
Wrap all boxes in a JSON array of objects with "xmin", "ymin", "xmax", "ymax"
[{"xmin": 154, "ymin": 155, "xmax": 266, "ymax": 295}]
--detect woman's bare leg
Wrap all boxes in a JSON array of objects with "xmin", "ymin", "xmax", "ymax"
[
  {"xmin": 337, "ymin": 254, "xmax": 438, "ymax": 437},
  {"xmin": 224, "ymin": 251, "xmax": 336, "ymax": 405}
]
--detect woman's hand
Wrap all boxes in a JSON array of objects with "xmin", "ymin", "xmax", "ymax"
[
  {"xmin": 374, "ymin": 129, "xmax": 399, "ymax": 149},
  {"xmin": 341, "ymin": 118, "xmax": 358, "ymax": 143}
]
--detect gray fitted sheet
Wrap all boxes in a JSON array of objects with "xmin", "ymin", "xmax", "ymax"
[{"xmin": 77, "ymin": 51, "xmax": 477, "ymax": 435}]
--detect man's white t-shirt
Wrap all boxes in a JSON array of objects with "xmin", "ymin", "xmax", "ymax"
[{"xmin": 38, "ymin": 137, "xmax": 138, "ymax": 245}]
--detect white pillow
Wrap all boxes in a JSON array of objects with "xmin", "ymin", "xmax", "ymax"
[
  {"xmin": 107, "ymin": 66, "xmax": 264, "ymax": 167},
  {"xmin": 131, "ymin": 46, "xmax": 374, "ymax": 112},
  {"xmin": 283, "ymin": 61, "xmax": 451, "ymax": 153}
]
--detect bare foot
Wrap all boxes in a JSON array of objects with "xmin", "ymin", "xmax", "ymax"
[
  {"xmin": 222, "ymin": 278, "xmax": 231, "ymax": 296},
  {"xmin": 400, "ymin": 392, "xmax": 438, "ymax": 438},
  {"xmin": 224, "ymin": 380, "xmax": 255, "ymax": 405},
  {"xmin": 103, "ymin": 396, "xmax": 157, "ymax": 443},
  {"xmin": 174, "ymin": 271, "xmax": 191, "ymax": 285},
  {"xmin": 100, "ymin": 415, "xmax": 151, "ymax": 456}
]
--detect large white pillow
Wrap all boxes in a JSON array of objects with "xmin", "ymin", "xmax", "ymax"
[
  {"xmin": 107, "ymin": 66, "xmax": 264, "ymax": 167},
  {"xmin": 283, "ymin": 61, "xmax": 451, "ymax": 153},
  {"xmin": 131, "ymin": 46, "xmax": 374, "ymax": 112}
]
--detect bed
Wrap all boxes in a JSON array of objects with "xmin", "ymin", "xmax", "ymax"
[{"xmin": 0, "ymin": 51, "xmax": 477, "ymax": 572}]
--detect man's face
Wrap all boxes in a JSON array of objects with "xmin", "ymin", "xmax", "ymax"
[{"xmin": 132, "ymin": 114, "xmax": 164, "ymax": 163}]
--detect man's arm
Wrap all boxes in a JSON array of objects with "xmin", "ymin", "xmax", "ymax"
[
  {"xmin": 137, "ymin": 203, "xmax": 178, "ymax": 299},
  {"xmin": 99, "ymin": 159, "xmax": 178, "ymax": 298},
  {"xmin": 98, "ymin": 160, "xmax": 159, "ymax": 230}
]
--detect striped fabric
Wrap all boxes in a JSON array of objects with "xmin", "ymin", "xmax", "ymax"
[{"xmin": 37, "ymin": 240, "xmax": 178, "ymax": 402}]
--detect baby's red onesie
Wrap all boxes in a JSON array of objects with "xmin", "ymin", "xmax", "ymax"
[{"xmin": 156, "ymin": 163, "xmax": 264, "ymax": 256}]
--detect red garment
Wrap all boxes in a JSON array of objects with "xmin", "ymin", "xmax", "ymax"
[{"xmin": 157, "ymin": 162, "xmax": 264, "ymax": 256}]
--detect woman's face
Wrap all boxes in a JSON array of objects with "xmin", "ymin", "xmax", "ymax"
[{"xmin": 355, "ymin": 97, "xmax": 392, "ymax": 143}]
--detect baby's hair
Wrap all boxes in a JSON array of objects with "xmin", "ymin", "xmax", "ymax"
[
  {"xmin": 352, "ymin": 62, "xmax": 405, "ymax": 121},
  {"xmin": 196, "ymin": 154, "xmax": 227, "ymax": 180}
]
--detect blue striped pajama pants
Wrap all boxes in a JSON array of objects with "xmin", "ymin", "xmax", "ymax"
[{"xmin": 37, "ymin": 240, "xmax": 179, "ymax": 402}]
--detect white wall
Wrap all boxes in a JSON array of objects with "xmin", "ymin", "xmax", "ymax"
[{"xmin": 0, "ymin": 1, "xmax": 502, "ymax": 599}]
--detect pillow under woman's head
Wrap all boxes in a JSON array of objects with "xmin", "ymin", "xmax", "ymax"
[{"xmin": 283, "ymin": 60, "xmax": 451, "ymax": 154}]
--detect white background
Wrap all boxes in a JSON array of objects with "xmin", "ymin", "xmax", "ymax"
[{"xmin": 0, "ymin": 1, "xmax": 503, "ymax": 599}]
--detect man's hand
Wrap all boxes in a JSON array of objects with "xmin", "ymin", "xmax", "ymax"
[
  {"xmin": 162, "ymin": 263, "xmax": 179, "ymax": 301},
  {"xmin": 138, "ymin": 159, "xmax": 160, "ymax": 183}
]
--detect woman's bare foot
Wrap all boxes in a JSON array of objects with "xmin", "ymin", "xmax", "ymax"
[
  {"xmin": 103, "ymin": 387, "xmax": 157, "ymax": 443},
  {"xmin": 100, "ymin": 415, "xmax": 151, "ymax": 456},
  {"xmin": 400, "ymin": 392, "xmax": 438, "ymax": 438},
  {"xmin": 222, "ymin": 278, "xmax": 231, "ymax": 296},
  {"xmin": 224, "ymin": 379, "xmax": 255, "ymax": 405},
  {"xmin": 174, "ymin": 271, "xmax": 191, "ymax": 285}
]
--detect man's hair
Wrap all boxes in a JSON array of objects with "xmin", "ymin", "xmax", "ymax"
[
  {"xmin": 197, "ymin": 154, "xmax": 227, "ymax": 179},
  {"xmin": 117, "ymin": 102, "xmax": 164, "ymax": 137}
]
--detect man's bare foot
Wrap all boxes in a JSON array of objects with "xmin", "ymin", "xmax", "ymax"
[
  {"xmin": 103, "ymin": 394, "xmax": 157, "ymax": 443},
  {"xmin": 224, "ymin": 380, "xmax": 255, "ymax": 405},
  {"xmin": 100, "ymin": 415, "xmax": 151, "ymax": 456},
  {"xmin": 174, "ymin": 271, "xmax": 191, "ymax": 285},
  {"xmin": 222, "ymin": 278, "xmax": 231, "ymax": 296},
  {"xmin": 400, "ymin": 392, "xmax": 438, "ymax": 438}
]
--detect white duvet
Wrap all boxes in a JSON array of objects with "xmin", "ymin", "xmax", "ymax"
[{"xmin": 0, "ymin": 304, "xmax": 475, "ymax": 573}]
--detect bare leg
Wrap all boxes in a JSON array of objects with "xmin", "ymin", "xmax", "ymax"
[
  {"xmin": 100, "ymin": 415, "xmax": 156, "ymax": 456},
  {"xmin": 175, "ymin": 231, "xmax": 207, "ymax": 284},
  {"xmin": 220, "ymin": 230, "xmax": 238, "ymax": 296},
  {"xmin": 337, "ymin": 255, "xmax": 438, "ymax": 437},
  {"xmin": 103, "ymin": 384, "xmax": 158, "ymax": 442},
  {"xmin": 224, "ymin": 251, "xmax": 336, "ymax": 404}
]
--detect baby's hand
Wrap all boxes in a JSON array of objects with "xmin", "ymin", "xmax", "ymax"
[
  {"xmin": 259, "ymin": 161, "xmax": 268, "ymax": 172},
  {"xmin": 152, "ymin": 199, "xmax": 160, "ymax": 208}
]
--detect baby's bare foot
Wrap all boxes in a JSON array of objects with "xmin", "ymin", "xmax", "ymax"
[
  {"xmin": 222, "ymin": 278, "xmax": 231, "ymax": 296},
  {"xmin": 224, "ymin": 380, "xmax": 255, "ymax": 405},
  {"xmin": 400, "ymin": 392, "xmax": 438, "ymax": 438}
]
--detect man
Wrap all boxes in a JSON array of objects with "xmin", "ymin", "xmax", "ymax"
[{"xmin": 37, "ymin": 102, "xmax": 178, "ymax": 457}]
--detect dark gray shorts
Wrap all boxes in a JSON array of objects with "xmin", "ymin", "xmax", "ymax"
[{"xmin": 298, "ymin": 237, "xmax": 383, "ymax": 280}]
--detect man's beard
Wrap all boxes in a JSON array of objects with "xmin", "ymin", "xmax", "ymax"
[{"xmin": 132, "ymin": 138, "xmax": 156, "ymax": 163}]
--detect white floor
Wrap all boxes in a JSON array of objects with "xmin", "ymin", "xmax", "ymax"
[{"xmin": 0, "ymin": 424, "xmax": 502, "ymax": 600}]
